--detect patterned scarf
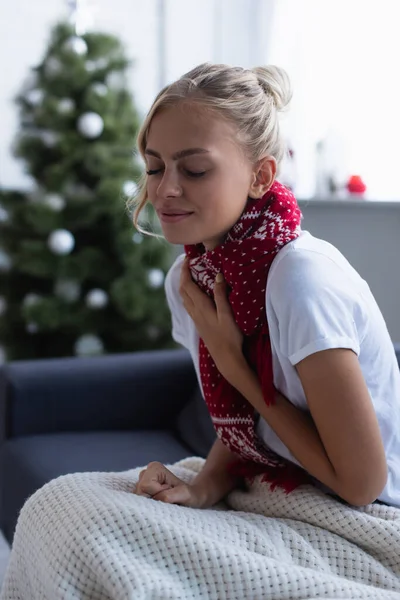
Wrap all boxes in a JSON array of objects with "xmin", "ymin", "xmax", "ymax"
[{"xmin": 185, "ymin": 181, "xmax": 309, "ymax": 492}]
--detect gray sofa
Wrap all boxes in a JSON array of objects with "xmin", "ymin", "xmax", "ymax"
[{"xmin": 0, "ymin": 344, "xmax": 399, "ymax": 546}]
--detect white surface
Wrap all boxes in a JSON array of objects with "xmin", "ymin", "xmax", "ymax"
[
  {"xmin": 2, "ymin": 458, "xmax": 400, "ymax": 598},
  {"xmin": 0, "ymin": 532, "xmax": 10, "ymax": 587}
]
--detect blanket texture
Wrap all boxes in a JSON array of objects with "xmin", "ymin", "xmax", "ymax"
[{"xmin": 1, "ymin": 457, "xmax": 400, "ymax": 599}]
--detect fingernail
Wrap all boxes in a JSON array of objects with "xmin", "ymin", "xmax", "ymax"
[{"xmin": 215, "ymin": 273, "xmax": 224, "ymax": 284}]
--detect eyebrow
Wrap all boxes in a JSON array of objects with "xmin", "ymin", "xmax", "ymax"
[{"xmin": 144, "ymin": 148, "xmax": 210, "ymax": 160}]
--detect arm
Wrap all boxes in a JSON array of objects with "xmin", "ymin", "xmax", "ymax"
[
  {"xmin": 191, "ymin": 438, "xmax": 241, "ymax": 508},
  {"xmin": 232, "ymin": 348, "xmax": 388, "ymax": 506}
]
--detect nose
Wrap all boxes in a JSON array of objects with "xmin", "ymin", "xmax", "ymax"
[{"xmin": 156, "ymin": 168, "xmax": 182, "ymax": 199}]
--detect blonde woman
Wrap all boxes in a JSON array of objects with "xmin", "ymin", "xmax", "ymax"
[{"xmin": 2, "ymin": 64, "xmax": 400, "ymax": 599}]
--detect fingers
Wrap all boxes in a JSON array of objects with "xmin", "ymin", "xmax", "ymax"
[{"xmin": 214, "ymin": 273, "xmax": 232, "ymax": 316}]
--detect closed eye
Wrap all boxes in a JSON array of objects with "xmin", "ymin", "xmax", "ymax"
[
  {"xmin": 184, "ymin": 169, "xmax": 206, "ymax": 178},
  {"xmin": 146, "ymin": 169, "xmax": 162, "ymax": 176}
]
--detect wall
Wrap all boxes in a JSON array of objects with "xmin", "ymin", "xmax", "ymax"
[
  {"xmin": 0, "ymin": 0, "xmax": 267, "ymax": 191},
  {"xmin": 299, "ymin": 200, "xmax": 400, "ymax": 342}
]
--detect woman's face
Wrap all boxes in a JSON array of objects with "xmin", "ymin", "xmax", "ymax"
[{"xmin": 145, "ymin": 103, "xmax": 255, "ymax": 250}]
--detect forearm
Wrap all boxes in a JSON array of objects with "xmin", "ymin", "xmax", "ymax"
[
  {"xmin": 192, "ymin": 438, "xmax": 241, "ymax": 507},
  {"xmin": 232, "ymin": 363, "xmax": 341, "ymax": 494}
]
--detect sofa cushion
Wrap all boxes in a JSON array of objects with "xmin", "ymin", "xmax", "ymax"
[
  {"xmin": 174, "ymin": 387, "xmax": 216, "ymax": 458},
  {"xmin": 0, "ymin": 430, "xmax": 191, "ymax": 544}
]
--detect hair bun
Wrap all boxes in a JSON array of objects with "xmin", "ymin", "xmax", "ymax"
[{"xmin": 251, "ymin": 65, "xmax": 292, "ymax": 111}]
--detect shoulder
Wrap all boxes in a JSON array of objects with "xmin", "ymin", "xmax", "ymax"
[
  {"xmin": 267, "ymin": 231, "xmax": 365, "ymax": 307},
  {"xmin": 165, "ymin": 253, "xmax": 188, "ymax": 346},
  {"xmin": 266, "ymin": 232, "xmax": 366, "ymax": 363},
  {"xmin": 165, "ymin": 252, "xmax": 185, "ymax": 303}
]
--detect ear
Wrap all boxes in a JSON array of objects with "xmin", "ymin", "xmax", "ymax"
[{"xmin": 248, "ymin": 156, "xmax": 277, "ymax": 199}]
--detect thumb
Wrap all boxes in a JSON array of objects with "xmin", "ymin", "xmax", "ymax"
[
  {"xmin": 153, "ymin": 485, "xmax": 191, "ymax": 505},
  {"xmin": 214, "ymin": 273, "xmax": 230, "ymax": 314}
]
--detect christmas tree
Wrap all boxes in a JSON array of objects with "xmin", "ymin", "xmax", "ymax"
[{"xmin": 0, "ymin": 16, "xmax": 174, "ymax": 362}]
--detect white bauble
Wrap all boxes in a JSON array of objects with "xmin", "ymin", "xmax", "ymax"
[
  {"xmin": 0, "ymin": 296, "xmax": 7, "ymax": 316},
  {"xmin": 74, "ymin": 334, "xmax": 104, "ymax": 356},
  {"xmin": 27, "ymin": 322, "xmax": 39, "ymax": 334},
  {"xmin": 122, "ymin": 180, "xmax": 138, "ymax": 197},
  {"xmin": 58, "ymin": 98, "xmax": 75, "ymax": 114},
  {"xmin": 147, "ymin": 268, "xmax": 165, "ymax": 289},
  {"xmin": 41, "ymin": 131, "xmax": 59, "ymax": 147},
  {"xmin": 45, "ymin": 57, "xmax": 62, "ymax": 77},
  {"xmin": 106, "ymin": 71, "xmax": 124, "ymax": 89},
  {"xmin": 23, "ymin": 293, "xmax": 42, "ymax": 308},
  {"xmin": 0, "ymin": 346, "xmax": 6, "ymax": 364},
  {"xmin": 44, "ymin": 194, "xmax": 65, "ymax": 211},
  {"xmin": 54, "ymin": 279, "xmax": 81, "ymax": 302},
  {"xmin": 85, "ymin": 60, "xmax": 97, "ymax": 72},
  {"xmin": 26, "ymin": 89, "xmax": 44, "ymax": 106},
  {"xmin": 48, "ymin": 230, "xmax": 75, "ymax": 255},
  {"xmin": 0, "ymin": 249, "xmax": 12, "ymax": 272},
  {"xmin": 63, "ymin": 36, "xmax": 88, "ymax": 56},
  {"xmin": 0, "ymin": 206, "xmax": 10, "ymax": 223},
  {"xmin": 132, "ymin": 232, "xmax": 143, "ymax": 245},
  {"xmin": 147, "ymin": 325, "xmax": 160, "ymax": 340},
  {"xmin": 95, "ymin": 58, "xmax": 108, "ymax": 70},
  {"xmin": 85, "ymin": 289, "xmax": 108, "ymax": 309},
  {"xmin": 91, "ymin": 82, "xmax": 108, "ymax": 97},
  {"xmin": 77, "ymin": 112, "xmax": 104, "ymax": 139}
]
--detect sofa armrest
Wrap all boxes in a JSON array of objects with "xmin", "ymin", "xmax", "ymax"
[{"xmin": 0, "ymin": 348, "xmax": 198, "ymax": 439}]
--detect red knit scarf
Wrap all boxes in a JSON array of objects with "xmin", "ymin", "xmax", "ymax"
[{"xmin": 185, "ymin": 181, "xmax": 309, "ymax": 492}]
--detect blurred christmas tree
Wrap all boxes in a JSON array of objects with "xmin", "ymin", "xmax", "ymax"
[{"xmin": 0, "ymin": 7, "xmax": 174, "ymax": 361}]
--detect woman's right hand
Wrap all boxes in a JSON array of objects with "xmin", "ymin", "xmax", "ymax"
[{"xmin": 135, "ymin": 461, "xmax": 207, "ymax": 508}]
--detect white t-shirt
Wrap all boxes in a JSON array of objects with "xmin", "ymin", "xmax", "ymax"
[{"xmin": 165, "ymin": 230, "xmax": 400, "ymax": 507}]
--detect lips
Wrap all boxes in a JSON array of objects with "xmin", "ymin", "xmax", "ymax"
[{"xmin": 157, "ymin": 209, "xmax": 194, "ymax": 224}]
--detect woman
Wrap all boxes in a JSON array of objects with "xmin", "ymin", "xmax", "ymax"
[
  {"xmin": 2, "ymin": 63, "xmax": 400, "ymax": 599},
  {"xmin": 135, "ymin": 63, "xmax": 400, "ymax": 509}
]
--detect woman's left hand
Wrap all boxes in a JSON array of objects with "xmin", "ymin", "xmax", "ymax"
[{"xmin": 180, "ymin": 258, "xmax": 245, "ymax": 384}]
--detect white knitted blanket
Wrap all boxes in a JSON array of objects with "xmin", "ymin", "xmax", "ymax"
[{"xmin": 1, "ymin": 457, "xmax": 400, "ymax": 599}]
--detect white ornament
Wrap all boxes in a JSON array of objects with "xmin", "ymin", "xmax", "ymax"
[
  {"xmin": 63, "ymin": 36, "xmax": 88, "ymax": 56},
  {"xmin": 58, "ymin": 98, "xmax": 75, "ymax": 114},
  {"xmin": 74, "ymin": 334, "xmax": 104, "ymax": 356},
  {"xmin": 67, "ymin": 0, "xmax": 96, "ymax": 36},
  {"xmin": 85, "ymin": 289, "xmax": 108, "ymax": 309},
  {"xmin": 147, "ymin": 268, "xmax": 165, "ymax": 289},
  {"xmin": 44, "ymin": 194, "xmax": 65, "ymax": 211},
  {"xmin": 26, "ymin": 89, "xmax": 44, "ymax": 106},
  {"xmin": 122, "ymin": 180, "xmax": 138, "ymax": 197},
  {"xmin": 54, "ymin": 279, "xmax": 81, "ymax": 302},
  {"xmin": 27, "ymin": 322, "xmax": 39, "ymax": 334},
  {"xmin": 45, "ymin": 57, "xmax": 62, "ymax": 77},
  {"xmin": 48, "ymin": 229, "xmax": 75, "ymax": 255},
  {"xmin": 77, "ymin": 112, "xmax": 104, "ymax": 139},
  {"xmin": 95, "ymin": 58, "xmax": 108, "ymax": 70},
  {"xmin": 106, "ymin": 71, "xmax": 125, "ymax": 89},
  {"xmin": 41, "ymin": 131, "xmax": 59, "ymax": 147},
  {"xmin": 23, "ymin": 293, "xmax": 42, "ymax": 308},
  {"xmin": 0, "ymin": 249, "xmax": 11, "ymax": 272},
  {"xmin": 0, "ymin": 206, "xmax": 9, "ymax": 223},
  {"xmin": 91, "ymin": 82, "xmax": 108, "ymax": 97},
  {"xmin": 132, "ymin": 232, "xmax": 143, "ymax": 244},
  {"xmin": 85, "ymin": 60, "xmax": 97, "ymax": 73},
  {"xmin": 147, "ymin": 325, "xmax": 160, "ymax": 340},
  {"xmin": 0, "ymin": 296, "xmax": 7, "ymax": 316},
  {"xmin": 0, "ymin": 346, "xmax": 6, "ymax": 363}
]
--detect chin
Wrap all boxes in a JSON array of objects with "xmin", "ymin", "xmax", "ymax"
[{"xmin": 160, "ymin": 226, "xmax": 204, "ymax": 247}]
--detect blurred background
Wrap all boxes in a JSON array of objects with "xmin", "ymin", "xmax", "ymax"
[{"xmin": 0, "ymin": 0, "xmax": 400, "ymax": 363}]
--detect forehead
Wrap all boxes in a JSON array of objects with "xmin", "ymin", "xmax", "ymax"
[{"xmin": 146, "ymin": 103, "xmax": 237, "ymax": 154}]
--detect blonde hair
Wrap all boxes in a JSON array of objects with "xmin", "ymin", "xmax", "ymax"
[{"xmin": 131, "ymin": 62, "xmax": 292, "ymax": 231}]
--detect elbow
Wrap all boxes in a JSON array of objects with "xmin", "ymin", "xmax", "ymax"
[{"xmin": 336, "ymin": 466, "xmax": 388, "ymax": 507}]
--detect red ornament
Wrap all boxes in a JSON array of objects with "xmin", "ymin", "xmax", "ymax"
[{"xmin": 347, "ymin": 175, "xmax": 366, "ymax": 194}]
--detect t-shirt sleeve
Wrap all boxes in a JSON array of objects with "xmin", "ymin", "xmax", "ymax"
[
  {"xmin": 267, "ymin": 249, "xmax": 362, "ymax": 366},
  {"xmin": 164, "ymin": 253, "xmax": 188, "ymax": 348}
]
